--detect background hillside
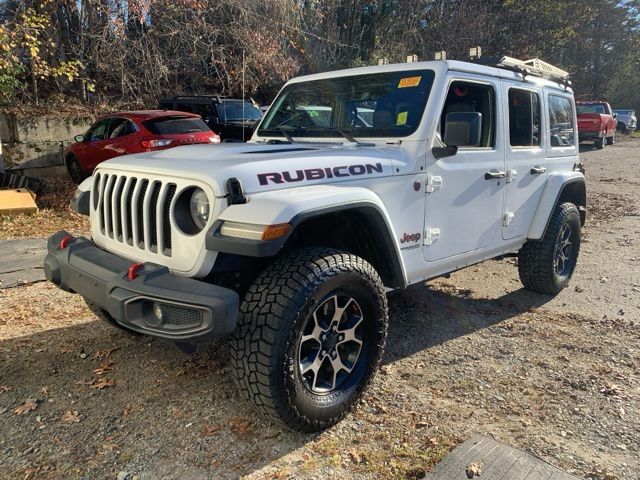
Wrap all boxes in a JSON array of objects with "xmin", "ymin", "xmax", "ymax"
[{"xmin": 1, "ymin": 0, "xmax": 639, "ymax": 111}]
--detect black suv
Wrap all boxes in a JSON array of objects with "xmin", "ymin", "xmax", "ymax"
[{"xmin": 158, "ymin": 96, "xmax": 263, "ymax": 142}]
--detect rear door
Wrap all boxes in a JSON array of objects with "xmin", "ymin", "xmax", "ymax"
[
  {"xmin": 502, "ymin": 86, "xmax": 547, "ymax": 240},
  {"xmin": 424, "ymin": 76, "xmax": 506, "ymax": 262}
]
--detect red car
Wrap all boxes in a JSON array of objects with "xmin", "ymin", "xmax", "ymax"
[
  {"xmin": 577, "ymin": 101, "xmax": 617, "ymax": 149},
  {"xmin": 65, "ymin": 110, "xmax": 221, "ymax": 183}
]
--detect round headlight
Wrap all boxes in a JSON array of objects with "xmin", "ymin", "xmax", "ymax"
[{"xmin": 189, "ymin": 188, "xmax": 210, "ymax": 231}]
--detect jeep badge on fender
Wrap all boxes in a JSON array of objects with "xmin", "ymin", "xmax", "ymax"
[{"xmin": 45, "ymin": 55, "xmax": 585, "ymax": 433}]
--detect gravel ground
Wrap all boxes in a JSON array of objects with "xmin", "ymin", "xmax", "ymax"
[{"xmin": 0, "ymin": 137, "xmax": 638, "ymax": 480}]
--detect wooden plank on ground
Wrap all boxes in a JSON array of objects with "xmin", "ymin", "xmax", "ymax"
[
  {"xmin": 426, "ymin": 434, "xmax": 581, "ymax": 480},
  {"xmin": 0, "ymin": 238, "xmax": 47, "ymax": 288}
]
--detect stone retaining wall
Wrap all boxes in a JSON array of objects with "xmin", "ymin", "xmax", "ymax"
[{"xmin": 0, "ymin": 113, "xmax": 93, "ymax": 176}]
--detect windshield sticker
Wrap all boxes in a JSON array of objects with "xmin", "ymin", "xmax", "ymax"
[
  {"xmin": 398, "ymin": 76, "xmax": 421, "ymax": 88},
  {"xmin": 397, "ymin": 111, "xmax": 408, "ymax": 125}
]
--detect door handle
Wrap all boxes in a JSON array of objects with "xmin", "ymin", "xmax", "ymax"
[
  {"xmin": 484, "ymin": 170, "xmax": 506, "ymax": 180},
  {"xmin": 530, "ymin": 166, "xmax": 547, "ymax": 175}
]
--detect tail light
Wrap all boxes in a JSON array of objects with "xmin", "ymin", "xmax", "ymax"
[
  {"xmin": 141, "ymin": 139, "xmax": 173, "ymax": 149},
  {"xmin": 209, "ymin": 134, "xmax": 221, "ymax": 143}
]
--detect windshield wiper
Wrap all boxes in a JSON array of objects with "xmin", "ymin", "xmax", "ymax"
[
  {"xmin": 303, "ymin": 127, "xmax": 360, "ymax": 144},
  {"xmin": 260, "ymin": 126, "xmax": 296, "ymax": 143}
]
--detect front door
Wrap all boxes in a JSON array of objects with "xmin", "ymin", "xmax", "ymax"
[
  {"xmin": 424, "ymin": 77, "xmax": 506, "ymax": 262},
  {"xmin": 502, "ymin": 86, "xmax": 547, "ymax": 240}
]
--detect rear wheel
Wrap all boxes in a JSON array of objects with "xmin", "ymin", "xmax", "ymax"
[
  {"xmin": 606, "ymin": 132, "xmax": 615, "ymax": 145},
  {"xmin": 66, "ymin": 156, "xmax": 88, "ymax": 184},
  {"xmin": 518, "ymin": 202, "xmax": 581, "ymax": 295},
  {"xmin": 230, "ymin": 248, "xmax": 388, "ymax": 432}
]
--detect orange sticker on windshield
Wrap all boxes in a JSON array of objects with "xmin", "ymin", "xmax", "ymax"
[{"xmin": 398, "ymin": 76, "xmax": 421, "ymax": 88}]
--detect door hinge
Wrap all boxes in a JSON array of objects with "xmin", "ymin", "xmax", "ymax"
[
  {"xmin": 425, "ymin": 175, "xmax": 442, "ymax": 193},
  {"xmin": 503, "ymin": 212, "xmax": 515, "ymax": 226},
  {"xmin": 506, "ymin": 168, "xmax": 518, "ymax": 183},
  {"xmin": 423, "ymin": 227, "xmax": 440, "ymax": 245}
]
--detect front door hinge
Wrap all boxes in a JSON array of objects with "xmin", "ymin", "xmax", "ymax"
[
  {"xmin": 506, "ymin": 168, "xmax": 518, "ymax": 183},
  {"xmin": 424, "ymin": 227, "xmax": 440, "ymax": 246},
  {"xmin": 503, "ymin": 212, "xmax": 515, "ymax": 226},
  {"xmin": 426, "ymin": 175, "xmax": 443, "ymax": 193}
]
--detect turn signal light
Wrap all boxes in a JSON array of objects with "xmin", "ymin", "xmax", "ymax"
[{"xmin": 220, "ymin": 221, "xmax": 290, "ymax": 241}]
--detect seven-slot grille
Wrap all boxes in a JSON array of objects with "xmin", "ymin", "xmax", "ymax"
[{"xmin": 92, "ymin": 173, "xmax": 177, "ymax": 256}]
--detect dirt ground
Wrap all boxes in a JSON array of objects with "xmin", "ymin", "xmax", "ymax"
[{"xmin": 1, "ymin": 137, "xmax": 639, "ymax": 480}]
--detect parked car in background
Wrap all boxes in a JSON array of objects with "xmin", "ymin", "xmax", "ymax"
[
  {"xmin": 65, "ymin": 111, "xmax": 220, "ymax": 183},
  {"xmin": 159, "ymin": 96, "xmax": 263, "ymax": 142},
  {"xmin": 576, "ymin": 101, "xmax": 617, "ymax": 149},
  {"xmin": 613, "ymin": 109, "xmax": 637, "ymax": 133}
]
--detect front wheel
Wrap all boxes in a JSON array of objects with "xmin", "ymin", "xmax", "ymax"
[
  {"xmin": 230, "ymin": 248, "xmax": 388, "ymax": 432},
  {"xmin": 66, "ymin": 156, "xmax": 88, "ymax": 184},
  {"xmin": 518, "ymin": 202, "xmax": 581, "ymax": 295}
]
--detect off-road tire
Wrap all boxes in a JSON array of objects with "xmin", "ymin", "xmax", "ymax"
[
  {"xmin": 606, "ymin": 133, "xmax": 615, "ymax": 145},
  {"xmin": 595, "ymin": 136, "xmax": 605, "ymax": 149},
  {"xmin": 230, "ymin": 248, "xmax": 388, "ymax": 432},
  {"xmin": 66, "ymin": 155, "xmax": 88, "ymax": 184},
  {"xmin": 518, "ymin": 202, "xmax": 581, "ymax": 295}
]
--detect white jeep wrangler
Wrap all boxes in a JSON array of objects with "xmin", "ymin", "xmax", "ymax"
[{"xmin": 45, "ymin": 57, "xmax": 586, "ymax": 432}]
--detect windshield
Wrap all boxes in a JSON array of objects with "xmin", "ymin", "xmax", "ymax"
[
  {"xmin": 218, "ymin": 101, "xmax": 263, "ymax": 122},
  {"xmin": 577, "ymin": 104, "xmax": 606, "ymax": 114},
  {"xmin": 258, "ymin": 69, "xmax": 435, "ymax": 138},
  {"xmin": 614, "ymin": 110, "xmax": 633, "ymax": 115}
]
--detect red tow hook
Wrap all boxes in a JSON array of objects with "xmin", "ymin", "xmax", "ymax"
[
  {"xmin": 127, "ymin": 262, "xmax": 144, "ymax": 281},
  {"xmin": 59, "ymin": 235, "xmax": 74, "ymax": 250}
]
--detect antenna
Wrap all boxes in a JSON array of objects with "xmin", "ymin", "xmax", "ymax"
[{"xmin": 242, "ymin": 49, "xmax": 246, "ymax": 142}]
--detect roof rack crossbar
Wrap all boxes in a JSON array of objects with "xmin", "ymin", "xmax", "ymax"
[{"xmin": 496, "ymin": 56, "xmax": 571, "ymax": 87}]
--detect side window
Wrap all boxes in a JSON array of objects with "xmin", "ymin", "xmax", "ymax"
[
  {"xmin": 509, "ymin": 89, "xmax": 541, "ymax": 147},
  {"xmin": 548, "ymin": 95, "xmax": 575, "ymax": 147},
  {"xmin": 86, "ymin": 119, "xmax": 109, "ymax": 141},
  {"xmin": 108, "ymin": 119, "xmax": 135, "ymax": 138},
  {"xmin": 441, "ymin": 81, "xmax": 495, "ymax": 148}
]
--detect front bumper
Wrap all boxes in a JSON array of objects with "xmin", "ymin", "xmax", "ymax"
[{"xmin": 44, "ymin": 231, "xmax": 239, "ymax": 345}]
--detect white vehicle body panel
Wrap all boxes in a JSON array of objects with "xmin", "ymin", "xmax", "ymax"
[{"xmin": 87, "ymin": 59, "xmax": 584, "ymax": 288}]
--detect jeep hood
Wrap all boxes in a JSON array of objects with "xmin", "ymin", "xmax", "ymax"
[{"xmin": 95, "ymin": 142, "xmax": 404, "ymax": 196}]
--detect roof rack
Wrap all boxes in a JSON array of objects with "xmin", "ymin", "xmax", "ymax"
[{"xmin": 496, "ymin": 56, "xmax": 571, "ymax": 87}]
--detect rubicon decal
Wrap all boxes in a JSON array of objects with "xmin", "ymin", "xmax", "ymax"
[{"xmin": 258, "ymin": 163, "xmax": 383, "ymax": 186}]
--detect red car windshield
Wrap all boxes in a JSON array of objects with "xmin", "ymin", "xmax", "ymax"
[{"xmin": 142, "ymin": 116, "xmax": 210, "ymax": 135}]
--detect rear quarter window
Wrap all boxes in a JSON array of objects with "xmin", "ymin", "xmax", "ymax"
[
  {"xmin": 548, "ymin": 95, "xmax": 575, "ymax": 148},
  {"xmin": 142, "ymin": 116, "xmax": 210, "ymax": 135}
]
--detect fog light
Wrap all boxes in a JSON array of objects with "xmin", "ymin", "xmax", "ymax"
[{"xmin": 152, "ymin": 303, "xmax": 165, "ymax": 324}]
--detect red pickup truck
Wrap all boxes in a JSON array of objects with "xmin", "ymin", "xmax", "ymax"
[{"xmin": 577, "ymin": 101, "xmax": 617, "ymax": 149}]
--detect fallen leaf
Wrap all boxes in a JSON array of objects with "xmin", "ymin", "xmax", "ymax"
[
  {"xmin": 0, "ymin": 385, "xmax": 12, "ymax": 394},
  {"xmin": 93, "ymin": 361, "xmax": 114, "ymax": 375},
  {"xmin": 228, "ymin": 417, "xmax": 251, "ymax": 436},
  {"xmin": 349, "ymin": 448, "xmax": 362, "ymax": 464},
  {"xmin": 14, "ymin": 400, "xmax": 38, "ymax": 415},
  {"xmin": 466, "ymin": 462, "xmax": 482, "ymax": 478},
  {"xmin": 92, "ymin": 347, "xmax": 120, "ymax": 360},
  {"xmin": 40, "ymin": 386, "xmax": 50, "ymax": 395},
  {"xmin": 61, "ymin": 410, "xmax": 81, "ymax": 423},
  {"xmin": 90, "ymin": 378, "xmax": 115, "ymax": 389},
  {"xmin": 202, "ymin": 422, "xmax": 223, "ymax": 437}
]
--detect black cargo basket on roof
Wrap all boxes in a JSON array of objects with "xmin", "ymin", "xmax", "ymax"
[{"xmin": 0, "ymin": 172, "xmax": 43, "ymax": 194}]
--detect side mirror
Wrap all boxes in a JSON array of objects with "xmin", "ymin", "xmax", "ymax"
[
  {"xmin": 74, "ymin": 134, "xmax": 85, "ymax": 143},
  {"xmin": 443, "ymin": 112, "xmax": 482, "ymax": 147},
  {"xmin": 612, "ymin": 113, "xmax": 617, "ymax": 118}
]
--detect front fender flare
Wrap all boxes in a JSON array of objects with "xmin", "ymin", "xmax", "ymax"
[
  {"xmin": 205, "ymin": 184, "xmax": 407, "ymax": 286},
  {"xmin": 527, "ymin": 172, "xmax": 586, "ymax": 240}
]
